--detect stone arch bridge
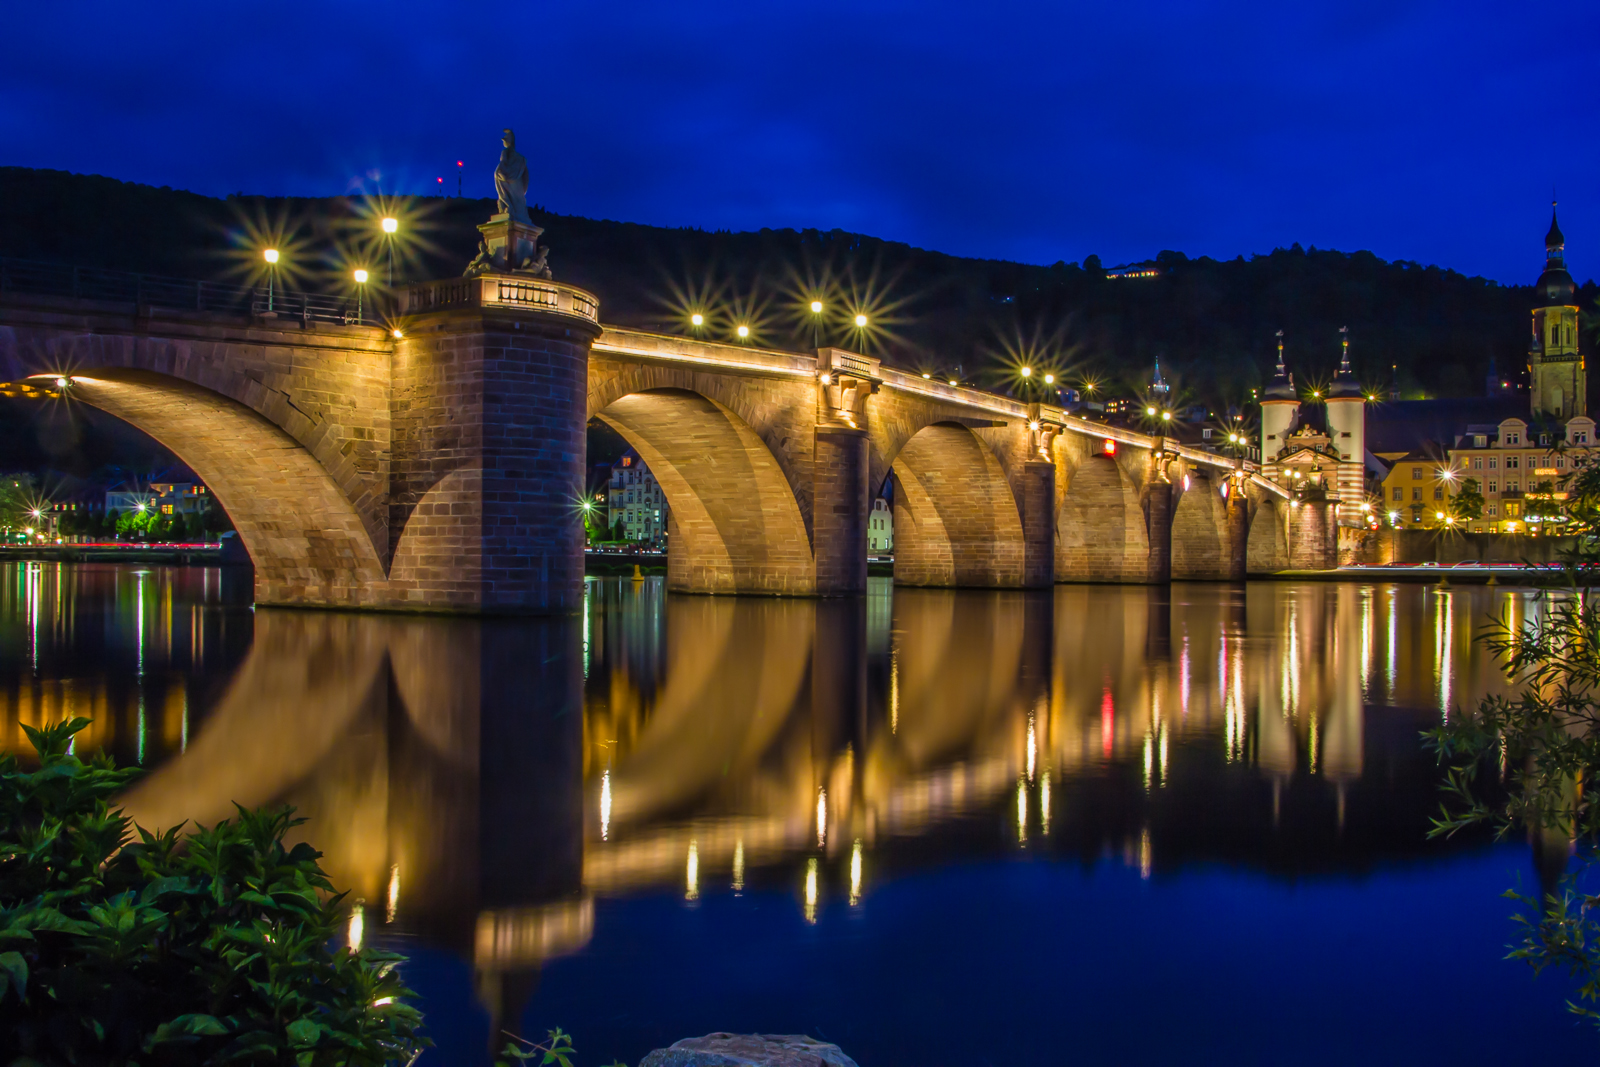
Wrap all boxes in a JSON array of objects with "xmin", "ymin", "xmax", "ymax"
[{"xmin": 0, "ymin": 274, "xmax": 1329, "ymax": 613}]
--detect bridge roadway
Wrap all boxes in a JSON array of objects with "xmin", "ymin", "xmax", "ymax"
[{"xmin": 0, "ymin": 271, "xmax": 1331, "ymax": 614}]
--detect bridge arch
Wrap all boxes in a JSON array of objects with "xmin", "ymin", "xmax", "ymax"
[
  {"xmin": 27, "ymin": 370, "xmax": 389, "ymax": 605},
  {"xmin": 890, "ymin": 422, "xmax": 1025, "ymax": 587},
  {"xmin": 1056, "ymin": 450, "xmax": 1150, "ymax": 582},
  {"xmin": 594, "ymin": 388, "xmax": 815, "ymax": 595},
  {"xmin": 1170, "ymin": 468, "xmax": 1230, "ymax": 580}
]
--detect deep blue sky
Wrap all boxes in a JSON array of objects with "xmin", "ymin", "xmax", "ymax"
[{"xmin": 3, "ymin": 0, "xmax": 1597, "ymax": 283}]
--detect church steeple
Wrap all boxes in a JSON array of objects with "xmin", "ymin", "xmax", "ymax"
[
  {"xmin": 1527, "ymin": 201, "xmax": 1584, "ymax": 418},
  {"xmin": 1327, "ymin": 325, "xmax": 1362, "ymax": 399}
]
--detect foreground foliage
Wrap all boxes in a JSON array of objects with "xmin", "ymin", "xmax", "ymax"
[
  {"xmin": 1427, "ymin": 553, "xmax": 1600, "ymax": 1024},
  {"xmin": 0, "ymin": 717, "xmax": 423, "ymax": 1065}
]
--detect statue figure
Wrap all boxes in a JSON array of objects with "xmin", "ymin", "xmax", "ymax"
[{"xmin": 494, "ymin": 128, "xmax": 531, "ymax": 223}]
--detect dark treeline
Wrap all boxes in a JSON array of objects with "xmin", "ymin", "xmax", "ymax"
[{"xmin": 3, "ymin": 166, "xmax": 1594, "ymax": 412}]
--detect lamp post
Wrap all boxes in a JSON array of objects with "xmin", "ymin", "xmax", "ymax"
[
  {"xmin": 263, "ymin": 248, "xmax": 279, "ymax": 312},
  {"xmin": 852, "ymin": 313, "xmax": 867, "ymax": 353},
  {"xmin": 353, "ymin": 269, "xmax": 369, "ymax": 323},
  {"xmin": 810, "ymin": 300, "xmax": 823, "ymax": 349},
  {"xmin": 381, "ymin": 217, "xmax": 398, "ymax": 288}
]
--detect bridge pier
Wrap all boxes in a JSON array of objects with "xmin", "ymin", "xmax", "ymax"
[
  {"xmin": 1224, "ymin": 485, "xmax": 1251, "ymax": 580},
  {"xmin": 1020, "ymin": 459, "xmax": 1055, "ymax": 589},
  {"xmin": 1145, "ymin": 480, "xmax": 1173, "ymax": 584},
  {"xmin": 813, "ymin": 425, "xmax": 870, "ymax": 595},
  {"xmin": 389, "ymin": 285, "xmax": 602, "ymax": 613},
  {"xmin": 1286, "ymin": 493, "xmax": 1338, "ymax": 569}
]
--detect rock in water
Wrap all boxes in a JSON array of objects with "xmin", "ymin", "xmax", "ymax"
[{"xmin": 638, "ymin": 1033, "xmax": 859, "ymax": 1067}]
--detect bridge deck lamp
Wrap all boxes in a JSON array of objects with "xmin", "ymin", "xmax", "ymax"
[
  {"xmin": 263, "ymin": 248, "xmax": 280, "ymax": 312},
  {"xmin": 54, "ymin": 377, "xmax": 69, "ymax": 388},
  {"xmin": 392, "ymin": 329, "xmax": 404, "ymax": 339},
  {"xmin": 854, "ymin": 314, "xmax": 868, "ymax": 328},
  {"xmin": 381, "ymin": 217, "xmax": 398, "ymax": 233},
  {"xmin": 819, "ymin": 373, "xmax": 832, "ymax": 385},
  {"xmin": 380, "ymin": 217, "xmax": 398, "ymax": 285},
  {"xmin": 949, "ymin": 378, "xmax": 959, "ymax": 386},
  {"xmin": 1021, "ymin": 366, "xmax": 1032, "ymax": 378},
  {"xmin": 1161, "ymin": 411, "xmax": 1172, "ymax": 421},
  {"xmin": 736, "ymin": 324, "xmax": 750, "ymax": 340},
  {"xmin": 922, "ymin": 372, "xmax": 932, "ymax": 379},
  {"xmin": 1146, "ymin": 406, "xmax": 1157, "ymax": 416},
  {"xmin": 353, "ymin": 269, "xmax": 369, "ymax": 322},
  {"xmin": 1043, "ymin": 373, "xmax": 1055, "ymax": 385},
  {"xmin": 690, "ymin": 312, "xmax": 704, "ymax": 328}
]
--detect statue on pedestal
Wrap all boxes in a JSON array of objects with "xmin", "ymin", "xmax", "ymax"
[
  {"xmin": 494, "ymin": 128, "xmax": 532, "ymax": 224},
  {"xmin": 465, "ymin": 127, "xmax": 553, "ymax": 279}
]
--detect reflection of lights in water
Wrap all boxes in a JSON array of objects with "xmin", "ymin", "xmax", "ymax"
[
  {"xmin": 1179, "ymin": 636, "xmax": 1191, "ymax": 715},
  {"xmin": 348, "ymin": 904, "xmax": 365, "ymax": 951},
  {"xmin": 849, "ymin": 839, "xmax": 863, "ymax": 905},
  {"xmin": 1100, "ymin": 686, "xmax": 1115, "ymax": 758},
  {"xmin": 1139, "ymin": 828, "xmax": 1152, "ymax": 880},
  {"xmin": 1016, "ymin": 777, "xmax": 1028, "ymax": 844},
  {"xmin": 1159, "ymin": 723, "xmax": 1169, "ymax": 781},
  {"xmin": 732, "ymin": 840, "xmax": 745, "ymax": 892},
  {"xmin": 1143, "ymin": 733, "xmax": 1154, "ymax": 790},
  {"xmin": 600, "ymin": 770, "xmax": 612, "ymax": 841},
  {"xmin": 1026, "ymin": 713, "xmax": 1036, "ymax": 781},
  {"xmin": 1386, "ymin": 589, "xmax": 1398, "ymax": 701},
  {"xmin": 386, "ymin": 865, "xmax": 400, "ymax": 923},
  {"xmin": 685, "ymin": 840, "xmax": 699, "ymax": 901},
  {"xmin": 889, "ymin": 648, "xmax": 899, "ymax": 733},
  {"xmin": 1360, "ymin": 589, "xmax": 1373, "ymax": 700},
  {"xmin": 1040, "ymin": 769, "xmax": 1051, "ymax": 835},
  {"xmin": 816, "ymin": 788, "xmax": 827, "ymax": 848},
  {"xmin": 1436, "ymin": 590, "xmax": 1454, "ymax": 718},
  {"xmin": 1308, "ymin": 713, "xmax": 1319, "ymax": 775},
  {"xmin": 582, "ymin": 583, "xmax": 591, "ymax": 679},
  {"xmin": 804, "ymin": 858, "xmax": 818, "ymax": 924},
  {"xmin": 1284, "ymin": 599, "xmax": 1301, "ymax": 714}
]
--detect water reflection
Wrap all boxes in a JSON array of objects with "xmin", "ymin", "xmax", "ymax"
[{"xmin": 0, "ymin": 566, "xmax": 1537, "ymax": 1051}]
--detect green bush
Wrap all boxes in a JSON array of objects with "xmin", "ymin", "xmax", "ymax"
[{"xmin": 0, "ymin": 717, "xmax": 424, "ymax": 1065}]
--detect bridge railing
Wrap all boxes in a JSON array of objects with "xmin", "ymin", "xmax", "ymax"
[
  {"xmin": 402, "ymin": 275, "xmax": 601, "ymax": 324},
  {"xmin": 0, "ymin": 257, "xmax": 376, "ymax": 326}
]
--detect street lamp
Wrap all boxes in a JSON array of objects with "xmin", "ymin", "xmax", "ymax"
[
  {"xmin": 736, "ymin": 324, "xmax": 750, "ymax": 340},
  {"xmin": 263, "ymin": 248, "xmax": 279, "ymax": 312},
  {"xmin": 853, "ymin": 313, "xmax": 868, "ymax": 328},
  {"xmin": 809, "ymin": 300, "xmax": 823, "ymax": 347},
  {"xmin": 353, "ymin": 269, "xmax": 369, "ymax": 322},
  {"xmin": 381, "ymin": 217, "xmax": 398, "ymax": 287}
]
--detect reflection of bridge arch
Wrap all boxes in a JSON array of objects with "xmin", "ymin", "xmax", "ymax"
[
  {"xmin": 593, "ymin": 388, "xmax": 817, "ymax": 595},
  {"xmin": 890, "ymin": 423, "xmax": 1026, "ymax": 587}
]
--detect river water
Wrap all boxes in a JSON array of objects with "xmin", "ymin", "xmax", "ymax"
[{"xmin": 0, "ymin": 563, "xmax": 1592, "ymax": 1064}]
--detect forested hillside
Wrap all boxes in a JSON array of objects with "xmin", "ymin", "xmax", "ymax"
[{"xmin": 3, "ymin": 166, "xmax": 1593, "ymax": 411}]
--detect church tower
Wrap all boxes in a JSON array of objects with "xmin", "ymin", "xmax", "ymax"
[
  {"xmin": 1528, "ymin": 204, "xmax": 1584, "ymax": 418},
  {"xmin": 1260, "ymin": 330, "xmax": 1299, "ymax": 477},
  {"xmin": 1325, "ymin": 326, "xmax": 1366, "ymax": 517}
]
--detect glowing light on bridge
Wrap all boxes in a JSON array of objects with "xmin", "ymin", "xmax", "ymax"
[
  {"xmin": 811, "ymin": 301, "xmax": 823, "ymax": 314},
  {"xmin": 353, "ymin": 269, "xmax": 368, "ymax": 284},
  {"xmin": 736, "ymin": 324, "xmax": 750, "ymax": 339},
  {"xmin": 690, "ymin": 312, "xmax": 704, "ymax": 326},
  {"xmin": 853, "ymin": 314, "xmax": 868, "ymax": 328},
  {"xmin": 1102, "ymin": 438, "xmax": 1116, "ymax": 455},
  {"xmin": 263, "ymin": 248, "xmax": 279, "ymax": 264},
  {"xmin": 381, "ymin": 217, "xmax": 398, "ymax": 234},
  {"xmin": 1020, "ymin": 366, "xmax": 1032, "ymax": 378}
]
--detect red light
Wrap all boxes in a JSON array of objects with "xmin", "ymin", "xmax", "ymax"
[
  {"xmin": 457, "ymin": 161, "xmax": 463, "ymax": 167},
  {"xmin": 1102, "ymin": 438, "xmax": 1116, "ymax": 455}
]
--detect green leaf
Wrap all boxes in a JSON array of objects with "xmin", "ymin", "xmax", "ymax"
[
  {"xmin": 0, "ymin": 950, "xmax": 26, "ymax": 999},
  {"xmin": 286, "ymin": 1017, "xmax": 323, "ymax": 1048}
]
